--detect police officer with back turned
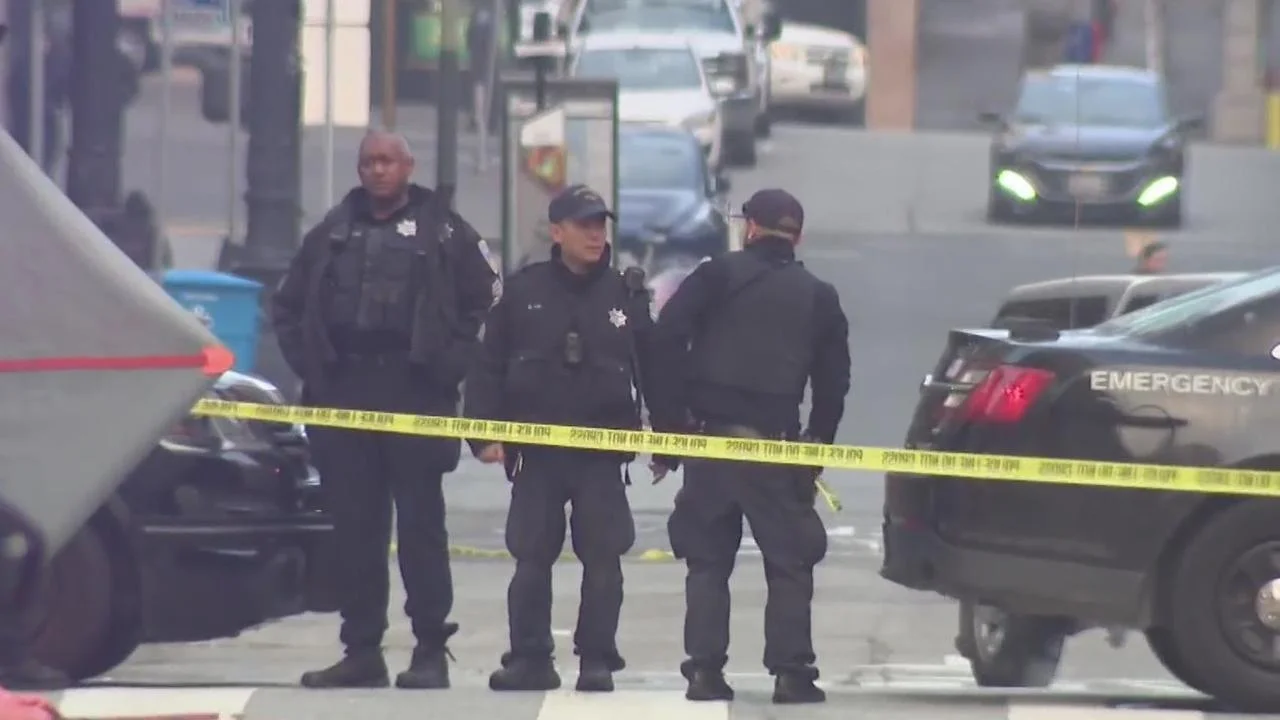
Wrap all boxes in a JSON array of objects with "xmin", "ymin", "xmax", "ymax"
[
  {"xmin": 272, "ymin": 130, "xmax": 499, "ymax": 690},
  {"xmin": 650, "ymin": 188, "xmax": 850, "ymax": 704},
  {"xmin": 464, "ymin": 184, "xmax": 657, "ymax": 693}
]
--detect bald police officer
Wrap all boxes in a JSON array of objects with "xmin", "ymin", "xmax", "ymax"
[
  {"xmin": 273, "ymin": 130, "xmax": 498, "ymax": 690},
  {"xmin": 650, "ymin": 189, "xmax": 851, "ymax": 704}
]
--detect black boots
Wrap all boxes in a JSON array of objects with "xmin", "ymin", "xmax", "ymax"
[
  {"xmin": 300, "ymin": 651, "xmax": 390, "ymax": 688},
  {"xmin": 681, "ymin": 660, "xmax": 825, "ymax": 704},
  {"xmin": 0, "ymin": 658, "xmax": 71, "ymax": 690},
  {"xmin": 682, "ymin": 660, "xmax": 734, "ymax": 702},
  {"xmin": 488, "ymin": 652, "xmax": 562, "ymax": 691},
  {"xmin": 395, "ymin": 623, "xmax": 458, "ymax": 689},
  {"xmin": 772, "ymin": 667, "xmax": 826, "ymax": 704}
]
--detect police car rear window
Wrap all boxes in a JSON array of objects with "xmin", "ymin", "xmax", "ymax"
[
  {"xmin": 994, "ymin": 296, "xmax": 1109, "ymax": 329},
  {"xmin": 1095, "ymin": 268, "xmax": 1280, "ymax": 337}
]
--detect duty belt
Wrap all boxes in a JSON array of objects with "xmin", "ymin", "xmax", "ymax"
[{"xmin": 698, "ymin": 420, "xmax": 798, "ymax": 442}]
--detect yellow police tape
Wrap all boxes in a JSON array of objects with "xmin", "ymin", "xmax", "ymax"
[{"xmin": 193, "ymin": 399, "xmax": 1280, "ymax": 501}]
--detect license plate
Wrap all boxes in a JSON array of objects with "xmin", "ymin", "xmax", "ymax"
[{"xmin": 1067, "ymin": 173, "xmax": 1107, "ymax": 198}]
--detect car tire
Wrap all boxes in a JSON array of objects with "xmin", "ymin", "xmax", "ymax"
[
  {"xmin": 1144, "ymin": 626, "xmax": 1209, "ymax": 694},
  {"xmin": 986, "ymin": 190, "xmax": 1011, "ymax": 223},
  {"xmin": 26, "ymin": 524, "xmax": 140, "ymax": 681},
  {"xmin": 957, "ymin": 600, "xmax": 1066, "ymax": 688},
  {"xmin": 755, "ymin": 109, "xmax": 773, "ymax": 138},
  {"xmin": 1149, "ymin": 197, "xmax": 1183, "ymax": 228},
  {"xmin": 837, "ymin": 101, "xmax": 866, "ymax": 127},
  {"xmin": 725, "ymin": 132, "xmax": 757, "ymax": 168},
  {"xmin": 1165, "ymin": 501, "xmax": 1280, "ymax": 711}
]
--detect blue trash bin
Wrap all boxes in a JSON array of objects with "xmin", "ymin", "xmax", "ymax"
[{"xmin": 161, "ymin": 269, "xmax": 263, "ymax": 373}]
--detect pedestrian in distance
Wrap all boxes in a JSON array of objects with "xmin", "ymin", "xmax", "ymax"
[
  {"xmin": 649, "ymin": 188, "xmax": 851, "ymax": 704},
  {"xmin": 1133, "ymin": 241, "xmax": 1168, "ymax": 274},
  {"xmin": 463, "ymin": 184, "xmax": 661, "ymax": 693},
  {"xmin": 272, "ymin": 130, "xmax": 499, "ymax": 690}
]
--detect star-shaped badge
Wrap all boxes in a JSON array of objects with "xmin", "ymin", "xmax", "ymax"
[
  {"xmin": 609, "ymin": 308, "xmax": 627, "ymax": 328},
  {"xmin": 396, "ymin": 219, "xmax": 417, "ymax": 237}
]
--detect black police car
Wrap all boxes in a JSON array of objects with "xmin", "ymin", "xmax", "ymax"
[
  {"xmin": 982, "ymin": 65, "xmax": 1202, "ymax": 227},
  {"xmin": 28, "ymin": 371, "xmax": 335, "ymax": 681},
  {"xmin": 882, "ymin": 266, "xmax": 1280, "ymax": 710},
  {"xmin": 615, "ymin": 125, "xmax": 731, "ymax": 273}
]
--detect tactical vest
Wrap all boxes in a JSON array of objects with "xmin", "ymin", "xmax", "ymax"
[
  {"xmin": 689, "ymin": 252, "xmax": 818, "ymax": 400},
  {"xmin": 323, "ymin": 210, "xmax": 441, "ymax": 343}
]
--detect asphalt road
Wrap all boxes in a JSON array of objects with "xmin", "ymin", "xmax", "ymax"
[{"xmin": 57, "ymin": 9, "xmax": 1280, "ymax": 720}]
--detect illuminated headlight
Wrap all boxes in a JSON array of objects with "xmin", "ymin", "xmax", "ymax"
[
  {"xmin": 996, "ymin": 169, "xmax": 1037, "ymax": 202},
  {"xmin": 1137, "ymin": 176, "xmax": 1179, "ymax": 206}
]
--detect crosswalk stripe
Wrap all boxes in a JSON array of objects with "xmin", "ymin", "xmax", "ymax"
[
  {"xmin": 1008, "ymin": 704, "xmax": 1205, "ymax": 720},
  {"xmin": 54, "ymin": 687, "xmax": 255, "ymax": 719},
  {"xmin": 535, "ymin": 689, "xmax": 729, "ymax": 720}
]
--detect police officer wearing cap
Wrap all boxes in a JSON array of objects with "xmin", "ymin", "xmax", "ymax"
[
  {"xmin": 272, "ymin": 130, "xmax": 498, "ymax": 690},
  {"xmin": 464, "ymin": 184, "xmax": 658, "ymax": 693},
  {"xmin": 649, "ymin": 188, "xmax": 850, "ymax": 704}
]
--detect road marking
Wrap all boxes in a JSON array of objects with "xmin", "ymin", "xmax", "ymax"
[
  {"xmin": 55, "ymin": 687, "xmax": 255, "ymax": 719},
  {"xmin": 1009, "ymin": 704, "xmax": 1202, "ymax": 720},
  {"xmin": 535, "ymin": 689, "xmax": 729, "ymax": 720}
]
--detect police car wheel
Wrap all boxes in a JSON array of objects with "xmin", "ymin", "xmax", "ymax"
[
  {"xmin": 26, "ymin": 526, "xmax": 115, "ymax": 679},
  {"xmin": 958, "ymin": 600, "xmax": 1065, "ymax": 687},
  {"xmin": 1166, "ymin": 501, "xmax": 1280, "ymax": 712},
  {"xmin": 1144, "ymin": 627, "xmax": 1209, "ymax": 694}
]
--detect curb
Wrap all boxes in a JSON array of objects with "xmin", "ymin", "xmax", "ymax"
[{"xmin": 390, "ymin": 543, "xmax": 678, "ymax": 562}]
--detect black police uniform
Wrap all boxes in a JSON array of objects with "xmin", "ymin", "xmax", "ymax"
[
  {"xmin": 272, "ymin": 184, "xmax": 498, "ymax": 690},
  {"xmin": 650, "ymin": 189, "xmax": 851, "ymax": 704},
  {"xmin": 463, "ymin": 186, "xmax": 656, "ymax": 693}
]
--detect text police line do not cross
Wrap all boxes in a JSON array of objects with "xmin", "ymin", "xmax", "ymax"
[{"xmin": 191, "ymin": 399, "xmax": 1280, "ymax": 498}]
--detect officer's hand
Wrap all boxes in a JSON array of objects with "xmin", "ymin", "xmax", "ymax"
[
  {"xmin": 477, "ymin": 443, "xmax": 505, "ymax": 464},
  {"xmin": 649, "ymin": 461, "xmax": 670, "ymax": 484}
]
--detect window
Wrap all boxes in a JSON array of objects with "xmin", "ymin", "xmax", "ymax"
[
  {"xmin": 619, "ymin": 133, "xmax": 703, "ymax": 191},
  {"xmin": 1120, "ymin": 294, "xmax": 1161, "ymax": 314},
  {"xmin": 993, "ymin": 296, "xmax": 1110, "ymax": 330},
  {"xmin": 1014, "ymin": 74, "xmax": 1169, "ymax": 129},
  {"xmin": 582, "ymin": 2, "xmax": 737, "ymax": 34},
  {"xmin": 1095, "ymin": 268, "xmax": 1280, "ymax": 339},
  {"xmin": 572, "ymin": 48, "xmax": 703, "ymax": 91}
]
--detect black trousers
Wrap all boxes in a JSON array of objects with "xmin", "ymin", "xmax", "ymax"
[
  {"xmin": 668, "ymin": 458, "xmax": 828, "ymax": 674},
  {"xmin": 504, "ymin": 451, "xmax": 635, "ymax": 663},
  {"xmin": 307, "ymin": 358, "xmax": 459, "ymax": 652}
]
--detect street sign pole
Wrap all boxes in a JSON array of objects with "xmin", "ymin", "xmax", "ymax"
[
  {"xmin": 228, "ymin": 0, "xmax": 243, "ymax": 242},
  {"xmin": 27, "ymin": 0, "xmax": 43, "ymax": 170},
  {"xmin": 155, "ymin": 0, "xmax": 175, "ymax": 269},
  {"xmin": 322, "ymin": 0, "xmax": 335, "ymax": 206}
]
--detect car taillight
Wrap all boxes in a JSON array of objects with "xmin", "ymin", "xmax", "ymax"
[{"xmin": 957, "ymin": 365, "xmax": 1055, "ymax": 424}]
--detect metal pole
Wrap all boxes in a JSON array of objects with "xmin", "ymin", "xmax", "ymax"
[
  {"xmin": 381, "ymin": 0, "xmax": 396, "ymax": 128},
  {"xmin": 228, "ymin": 0, "xmax": 243, "ymax": 242},
  {"xmin": 323, "ymin": 0, "xmax": 335, "ymax": 205},
  {"xmin": 437, "ymin": 0, "xmax": 459, "ymax": 195},
  {"xmin": 155, "ymin": 0, "xmax": 174, "ymax": 268},
  {"xmin": 27, "ymin": 0, "xmax": 42, "ymax": 169}
]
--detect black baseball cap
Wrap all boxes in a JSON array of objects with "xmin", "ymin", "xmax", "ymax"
[
  {"xmin": 548, "ymin": 184, "xmax": 615, "ymax": 223},
  {"xmin": 742, "ymin": 188, "xmax": 804, "ymax": 236}
]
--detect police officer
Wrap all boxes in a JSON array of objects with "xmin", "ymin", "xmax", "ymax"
[
  {"xmin": 1133, "ymin": 241, "xmax": 1168, "ymax": 274},
  {"xmin": 272, "ymin": 130, "xmax": 498, "ymax": 690},
  {"xmin": 649, "ymin": 189, "xmax": 850, "ymax": 704},
  {"xmin": 464, "ymin": 184, "xmax": 657, "ymax": 693}
]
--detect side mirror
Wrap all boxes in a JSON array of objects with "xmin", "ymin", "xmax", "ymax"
[
  {"xmin": 978, "ymin": 110, "xmax": 1003, "ymax": 126},
  {"xmin": 763, "ymin": 14, "xmax": 783, "ymax": 42}
]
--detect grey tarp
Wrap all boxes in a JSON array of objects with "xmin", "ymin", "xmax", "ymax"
[{"xmin": 0, "ymin": 131, "xmax": 220, "ymax": 557}]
